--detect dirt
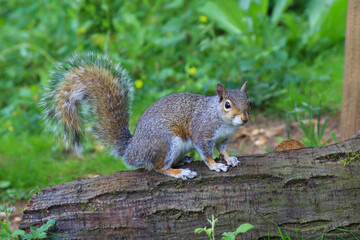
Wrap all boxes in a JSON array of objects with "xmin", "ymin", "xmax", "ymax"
[
  {"xmin": 3, "ymin": 115, "xmax": 340, "ymax": 231},
  {"xmin": 228, "ymin": 115, "xmax": 340, "ymax": 155},
  {"xmin": 0, "ymin": 200, "xmax": 27, "ymax": 232}
]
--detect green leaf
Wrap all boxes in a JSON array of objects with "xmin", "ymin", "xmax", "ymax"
[
  {"xmin": 0, "ymin": 220, "xmax": 12, "ymax": 235},
  {"xmin": 331, "ymin": 131, "xmax": 338, "ymax": 143},
  {"xmin": 247, "ymin": 0, "xmax": 269, "ymax": 28},
  {"xmin": 259, "ymin": 0, "xmax": 269, "ymax": 16},
  {"xmin": 0, "ymin": 181, "xmax": 11, "ymax": 189},
  {"xmin": 36, "ymin": 232, "xmax": 47, "ymax": 239},
  {"xmin": 0, "ymin": 228, "xmax": 10, "ymax": 238},
  {"xmin": 38, "ymin": 219, "xmax": 56, "ymax": 232},
  {"xmin": 271, "ymin": 0, "xmax": 292, "ymax": 25},
  {"xmin": 319, "ymin": 118, "xmax": 329, "ymax": 140},
  {"xmin": 12, "ymin": 229, "xmax": 25, "ymax": 237},
  {"xmin": 222, "ymin": 232, "xmax": 236, "ymax": 240},
  {"xmin": 306, "ymin": 0, "xmax": 346, "ymax": 48},
  {"xmin": 153, "ymin": 33, "xmax": 185, "ymax": 47},
  {"xmin": 205, "ymin": 228, "xmax": 212, "ymax": 237},
  {"xmin": 319, "ymin": 0, "xmax": 346, "ymax": 41},
  {"xmin": 234, "ymin": 223, "xmax": 254, "ymax": 234},
  {"xmin": 199, "ymin": 0, "xmax": 248, "ymax": 35},
  {"xmin": 194, "ymin": 228, "xmax": 205, "ymax": 234},
  {"xmin": 300, "ymin": 121, "xmax": 309, "ymax": 136},
  {"xmin": 238, "ymin": 0, "xmax": 251, "ymax": 10}
]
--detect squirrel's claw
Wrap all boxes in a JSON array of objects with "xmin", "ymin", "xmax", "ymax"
[
  {"xmin": 225, "ymin": 156, "xmax": 240, "ymax": 167},
  {"xmin": 177, "ymin": 169, "xmax": 197, "ymax": 180},
  {"xmin": 209, "ymin": 163, "xmax": 228, "ymax": 172}
]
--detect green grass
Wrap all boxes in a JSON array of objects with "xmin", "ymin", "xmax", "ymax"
[
  {"xmin": 270, "ymin": 220, "xmax": 359, "ymax": 240},
  {"xmin": 341, "ymin": 152, "xmax": 360, "ymax": 166},
  {"xmin": 276, "ymin": 45, "xmax": 344, "ymax": 115},
  {"xmin": 0, "ymin": 134, "xmax": 127, "ymax": 199}
]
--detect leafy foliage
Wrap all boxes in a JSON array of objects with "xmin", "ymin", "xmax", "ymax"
[
  {"xmin": 0, "ymin": 0, "xmax": 346, "ymax": 136},
  {"xmin": 0, "ymin": 204, "xmax": 57, "ymax": 240}
]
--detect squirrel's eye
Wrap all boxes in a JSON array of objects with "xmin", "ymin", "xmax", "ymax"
[{"xmin": 225, "ymin": 101, "xmax": 231, "ymax": 109}]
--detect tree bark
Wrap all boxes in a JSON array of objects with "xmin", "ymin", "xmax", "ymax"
[
  {"xmin": 20, "ymin": 136, "xmax": 360, "ymax": 240},
  {"xmin": 341, "ymin": 0, "xmax": 360, "ymax": 140}
]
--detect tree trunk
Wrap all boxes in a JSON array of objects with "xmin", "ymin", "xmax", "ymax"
[
  {"xmin": 341, "ymin": 0, "xmax": 360, "ymax": 140},
  {"xmin": 20, "ymin": 136, "xmax": 360, "ymax": 240}
]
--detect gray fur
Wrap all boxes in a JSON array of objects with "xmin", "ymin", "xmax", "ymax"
[
  {"xmin": 40, "ymin": 52, "xmax": 134, "ymax": 153},
  {"xmin": 123, "ymin": 91, "xmax": 249, "ymax": 170},
  {"xmin": 41, "ymin": 53, "xmax": 250, "ymax": 179}
]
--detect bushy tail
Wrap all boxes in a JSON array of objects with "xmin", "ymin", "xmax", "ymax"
[{"xmin": 40, "ymin": 52, "xmax": 134, "ymax": 156}]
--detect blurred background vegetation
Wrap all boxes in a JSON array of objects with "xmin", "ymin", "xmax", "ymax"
[{"xmin": 0, "ymin": 0, "xmax": 347, "ymax": 200}]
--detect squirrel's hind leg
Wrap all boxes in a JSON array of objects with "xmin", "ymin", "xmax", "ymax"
[
  {"xmin": 154, "ymin": 157, "xmax": 197, "ymax": 179},
  {"xmin": 152, "ymin": 137, "xmax": 197, "ymax": 180}
]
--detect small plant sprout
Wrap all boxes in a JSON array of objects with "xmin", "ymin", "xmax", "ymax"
[
  {"xmin": 195, "ymin": 215, "xmax": 218, "ymax": 240},
  {"xmin": 287, "ymin": 101, "xmax": 329, "ymax": 147},
  {"xmin": 195, "ymin": 215, "xmax": 254, "ymax": 240}
]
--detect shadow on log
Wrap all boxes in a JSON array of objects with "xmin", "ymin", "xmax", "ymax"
[{"xmin": 20, "ymin": 135, "xmax": 360, "ymax": 239}]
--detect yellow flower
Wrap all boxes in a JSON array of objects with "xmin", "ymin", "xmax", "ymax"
[
  {"xmin": 8, "ymin": 126, "xmax": 14, "ymax": 132},
  {"xmin": 199, "ymin": 15, "xmax": 208, "ymax": 23},
  {"xmin": 77, "ymin": 27, "xmax": 86, "ymax": 34},
  {"xmin": 188, "ymin": 67, "xmax": 197, "ymax": 75},
  {"xmin": 135, "ymin": 80, "xmax": 144, "ymax": 88},
  {"xmin": 95, "ymin": 144, "xmax": 105, "ymax": 151}
]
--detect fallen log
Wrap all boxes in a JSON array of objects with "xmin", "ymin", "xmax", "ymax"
[{"xmin": 20, "ymin": 135, "xmax": 360, "ymax": 239}]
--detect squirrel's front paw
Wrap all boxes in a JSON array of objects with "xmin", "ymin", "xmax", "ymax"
[
  {"xmin": 225, "ymin": 156, "xmax": 240, "ymax": 167},
  {"xmin": 209, "ymin": 163, "xmax": 228, "ymax": 172}
]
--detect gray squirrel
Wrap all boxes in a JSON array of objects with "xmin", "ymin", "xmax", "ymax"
[{"xmin": 41, "ymin": 53, "xmax": 251, "ymax": 179}]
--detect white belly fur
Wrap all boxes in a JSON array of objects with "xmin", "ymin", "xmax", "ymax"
[
  {"xmin": 166, "ymin": 136, "xmax": 195, "ymax": 168},
  {"xmin": 212, "ymin": 124, "xmax": 238, "ymax": 143}
]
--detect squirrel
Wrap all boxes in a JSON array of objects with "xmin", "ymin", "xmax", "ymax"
[{"xmin": 41, "ymin": 52, "xmax": 251, "ymax": 180}]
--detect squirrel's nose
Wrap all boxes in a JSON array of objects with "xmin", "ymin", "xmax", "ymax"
[{"xmin": 241, "ymin": 114, "xmax": 248, "ymax": 123}]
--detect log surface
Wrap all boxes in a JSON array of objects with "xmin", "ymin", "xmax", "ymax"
[{"xmin": 20, "ymin": 136, "xmax": 360, "ymax": 239}]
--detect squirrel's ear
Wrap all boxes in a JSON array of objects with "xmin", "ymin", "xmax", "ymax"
[
  {"xmin": 216, "ymin": 83, "xmax": 226, "ymax": 102},
  {"xmin": 240, "ymin": 81, "xmax": 248, "ymax": 92}
]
